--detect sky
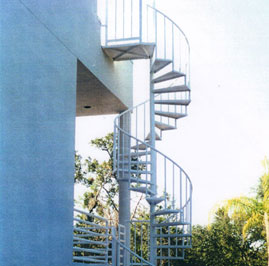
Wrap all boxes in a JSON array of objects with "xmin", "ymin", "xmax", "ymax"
[{"xmin": 75, "ymin": 0, "xmax": 269, "ymax": 225}]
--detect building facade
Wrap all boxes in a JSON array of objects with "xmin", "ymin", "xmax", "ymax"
[{"xmin": 0, "ymin": 1, "xmax": 132, "ymax": 265}]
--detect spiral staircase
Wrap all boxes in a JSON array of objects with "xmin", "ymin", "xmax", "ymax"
[{"xmin": 100, "ymin": 1, "xmax": 193, "ymax": 265}]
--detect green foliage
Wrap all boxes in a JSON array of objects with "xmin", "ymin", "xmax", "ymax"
[
  {"xmin": 175, "ymin": 158, "xmax": 269, "ymax": 266},
  {"xmin": 74, "ymin": 133, "xmax": 118, "ymax": 224},
  {"xmin": 176, "ymin": 209, "xmax": 266, "ymax": 266}
]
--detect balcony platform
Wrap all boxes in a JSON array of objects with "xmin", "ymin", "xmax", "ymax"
[{"xmin": 102, "ymin": 42, "xmax": 155, "ymax": 61}]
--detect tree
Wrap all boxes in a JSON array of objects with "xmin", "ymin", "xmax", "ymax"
[
  {"xmin": 222, "ymin": 157, "xmax": 269, "ymax": 266},
  {"xmin": 178, "ymin": 208, "xmax": 265, "ymax": 266},
  {"xmin": 75, "ymin": 133, "xmax": 119, "ymax": 225},
  {"xmin": 74, "ymin": 132, "xmax": 146, "ymax": 226}
]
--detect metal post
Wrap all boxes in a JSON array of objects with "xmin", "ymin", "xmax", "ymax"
[
  {"xmin": 119, "ymin": 113, "xmax": 131, "ymax": 266},
  {"xmin": 112, "ymin": 227, "xmax": 117, "ymax": 266},
  {"xmin": 139, "ymin": 0, "xmax": 142, "ymax": 42},
  {"xmin": 105, "ymin": 0, "xmax": 108, "ymax": 46},
  {"xmin": 149, "ymin": 58, "xmax": 157, "ymax": 266}
]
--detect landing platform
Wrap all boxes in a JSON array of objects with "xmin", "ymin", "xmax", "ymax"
[{"xmin": 102, "ymin": 42, "xmax": 155, "ymax": 61}]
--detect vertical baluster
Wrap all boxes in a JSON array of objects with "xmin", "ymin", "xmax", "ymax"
[
  {"xmin": 134, "ymin": 223, "xmax": 137, "ymax": 254},
  {"xmin": 139, "ymin": 0, "xmax": 142, "ymax": 42},
  {"xmin": 131, "ymin": 0, "xmax": 133, "ymax": 37},
  {"xmin": 180, "ymin": 170, "xmax": 182, "ymax": 210},
  {"xmin": 185, "ymin": 176, "xmax": 187, "ymax": 221},
  {"xmin": 172, "ymin": 164, "xmax": 175, "ymax": 209},
  {"xmin": 117, "ymin": 126, "xmax": 120, "ymax": 178},
  {"xmin": 155, "ymin": 10, "xmax": 157, "ymax": 58},
  {"xmin": 140, "ymin": 223, "xmax": 143, "ymax": 262},
  {"xmin": 168, "ymin": 226, "xmax": 171, "ymax": 263},
  {"xmin": 136, "ymin": 107, "xmax": 138, "ymax": 139},
  {"xmin": 146, "ymin": 5, "xmax": 149, "ymax": 42},
  {"xmin": 144, "ymin": 103, "xmax": 146, "ymax": 141},
  {"xmin": 123, "ymin": 0, "xmax": 125, "ymax": 38},
  {"xmin": 172, "ymin": 23, "xmax": 174, "ymax": 71},
  {"xmin": 164, "ymin": 158, "xmax": 167, "ymax": 209},
  {"xmin": 164, "ymin": 18, "xmax": 166, "ymax": 59},
  {"xmin": 105, "ymin": 220, "xmax": 109, "ymax": 264},
  {"xmin": 105, "ymin": 0, "xmax": 108, "ymax": 45},
  {"xmin": 115, "ymin": 0, "xmax": 117, "ymax": 39},
  {"xmin": 148, "ymin": 223, "xmax": 150, "ymax": 261},
  {"xmin": 179, "ymin": 33, "xmax": 181, "ymax": 72}
]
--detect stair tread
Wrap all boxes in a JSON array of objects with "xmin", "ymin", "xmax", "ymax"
[
  {"xmin": 155, "ymin": 111, "xmax": 187, "ymax": 119},
  {"xmin": 155, "ymin": 121, "xmax": 176, "ymax": 131},
  {"xmin": 153, "ymin": 85, "xmax": 190, "ymax": 94},
  {"xmin": 119, "ymin": 177, "xmax": 153, "ymax": 185},
  {"xmin": 118, "ymin": 169, "xmax": 152, "ymax": 174},
  {"xmin": 102, "ymin": 43, "xmax": 155, "ymax": 61},
  {"xmin": 155, "ymin": 245, "xmax": 191, "ymax": 249},
  {"xmin": 152, "ymin": 209, "xmax": 180, "ymax": 216},
  {"xmin": 155, "ymin": 99, "xmax": 191, "ymax": 106},
  {"xmin": 130, "ymin": 187, "xmax": 155, "ymax": 195},
  {"xmin": 130, "ymin": 151, "xmax": 151, "ymax": 157},
  {"xmin": 151, "ymin": 58, "xmax": 172, "ymax": 73},
  {"xmin": 153, "ymin": 221, "xmax": 190, "ymax": 227},
  {"xmin": 153, "ymin": 71, "xmax": 185, "ymax": 83},
  {"xmin": 153, "ymin": 233, "xmax": 192, "ymax": 238},
  {"xmin": 145, "ymin": 132, "xmax": 161, "ymax": 141},
  {"xmin": 146, "ymin": 196, "xmax": 165, "ymax": 205},
  {"xmin": 118, "ymin": 160, "xmax": 152, "ymax": 165},
  {"xmin": 131, "ymin": 142, "xmax": 149, "ymax": 150}
]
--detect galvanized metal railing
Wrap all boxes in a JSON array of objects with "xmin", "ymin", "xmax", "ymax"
[
  {"xmin": 98, "ymin": 0, "xmax": 190, "ymax": 87},
  {"xmin": 113, "ymin": 100, "xmax": 192, "ymax": 228},
  {"xmin": 73, "ymin": 208, "xmax": 110, "ymax": 264}
]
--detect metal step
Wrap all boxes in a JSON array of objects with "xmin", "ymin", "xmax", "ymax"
[
  {"xmin": 155, "ymin": 99, "xmax": 191, "ymax": 106},
  {"xmin": 151, "ymin": 58, "xmax": 172, "ymax": 73},
  {"xmin": 118, "ymin": 160, "xmax": 152, "ymax": 165},
  {"xmin": 145, "ymin": 132, "xmax": 161, "ymax": 141},
  {"xmin": 130, "ymin": 187, "xmax": 155, "ymax": 195},
  {"xmin": 119, "ymin": 177, "xmax": 153, "ymax": 185},
  {"xmin": 155, "ymin": 245, "xmax": 191, "ymax": 249},
  {"xmin": 156, "ymin": 255, "xmax": 184, "ymax": 260},
  {"xmin": 155, "ymin": 121, "xmax": 176, "ymax": 131},
  {"xmin": 131, "ymin": 142, "xmax": 149, "ymax": 150},
  {"xmin": 153, "ymin": 233, "xmax": 192, "ymax": 238},
  {"xmin": 152, "ymin": 209, "xmax": 180, "ymax": 216},
  {"xmin": 155, "ymin": 111, "xmax": 187, "ymax": 119},
  {"xmin": 153, "ymin": 85, "xmax": 190, "ymax": 94},
  {"xmin": 118, "ymin": 169, "xmax": 152, "ymax": 175},
  {"xmin": 152, "ymin": 221, "xmax": 190, "ymax": 227},
  {"xmin": 102, "ymin": 43, "xmax": 155, "ymax": 61},
  {"xmin": 73, "ymin": 256, "xmax": 106, "ymax": 263},
  {"xmin": 130, "ymin": 151, "xmax": 151, "ymax": 157},
  {"xmin": 146, "ymin": 196, "xmax": 165, "ymax": 205},
  {"xmin": 153, "ymin": 71, "xmax": 185, "ymax": 83}
]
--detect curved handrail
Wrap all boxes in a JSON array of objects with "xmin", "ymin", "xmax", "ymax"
[
  {"xmin": 146, "ymin": 5, "xmax": 190, "ymax": 87},
  {"xmin": 147, "ymin": 5, "xmax": 190, "ymax": 50},
  {"xmin": 114, "ymin": 98, "xmax": 192, "ymax": 224}
]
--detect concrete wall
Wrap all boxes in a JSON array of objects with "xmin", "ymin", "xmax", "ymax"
[
  {"xmin": 0, "ymin": 0, "xmax": 132, "ymax": 265},
  {"xmin": 17, "ymin": 0, "xmax": 133, "ymax": 108}
]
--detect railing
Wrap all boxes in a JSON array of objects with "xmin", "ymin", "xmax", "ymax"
[
  {"xmin": 130, "ymin": 220, "xmax": 150, "ymax": 264},
  {"xmin": 98, "ymin": 0, "xmax": 190, "ymax": 87},
  {"xmin": 113, "ymin": 100, "xmax": 193, "ymax": 228},
  {"xmin": 73, "ymin": 208, "xmax": 109, "ymax": 264},
  {"xmin": 114, "ymin": 238, "xmax": 154, "ymax": 266}
]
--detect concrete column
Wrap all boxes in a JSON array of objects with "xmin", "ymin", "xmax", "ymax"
[{"xmin": 0, "ymin": 2, "xmax": 76, "ymax": 265}]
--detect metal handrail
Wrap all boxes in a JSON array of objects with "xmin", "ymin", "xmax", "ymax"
[
  {"xmin": 146, "ymin": 5, "xmax": 190, "ymax": 87},
  {"xmin": 114, "ymin": 237, "xmax": 155, "ymax": 266},
  {"xmin": 114, "ymin": 98, "xmax": 193, "ymax": 224}
]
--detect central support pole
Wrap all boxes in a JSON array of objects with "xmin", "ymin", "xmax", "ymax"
[
  {"xmin": 118, "ymin": 113, "xmax": 131, "ymax": 266},
  {"xmin": 149, "ymin": 58, "xmax": 157, "ymax": 266}
]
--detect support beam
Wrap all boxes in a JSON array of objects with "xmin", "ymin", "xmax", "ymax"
[{"xmin": 118, "ymin": 113, "xmax": 131, "ymax": 266}]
